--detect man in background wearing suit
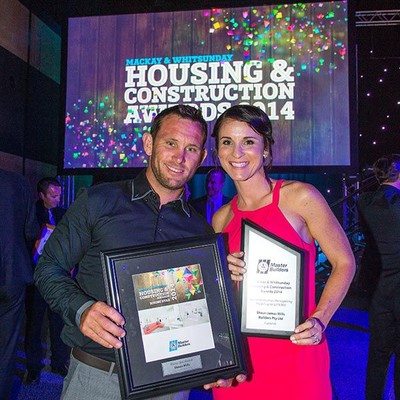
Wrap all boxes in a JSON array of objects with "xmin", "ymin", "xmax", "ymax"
[
  {"xmin": 24, "ymin": 177, "xmax": 70, "ymax": 385},
  {"xmin": 357, "ymin": 155, "xmax": 400, "ymax": 399},
  {"xmin": 0, "ymin": 169, "xmax": 39, "ymax": 399},
  {"xmin": 191, "ymin": 168, "xmax": 231, "ymax": 224}
]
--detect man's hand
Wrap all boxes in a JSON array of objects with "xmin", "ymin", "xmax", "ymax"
[
  {"xmin": 203, "ymin": 374, "xmax": 247, "ymax": 390},
  {"xmin": 80, "ymin": 301, "xmax": 125, "ymax": 349}
]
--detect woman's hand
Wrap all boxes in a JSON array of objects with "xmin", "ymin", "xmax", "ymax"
[
  {"xmin": 290, "ymin": 317, "xmax": 326, "ymax": 346},
  {"xmin": 227, "ymin": 251, "xmax": 246, "ymax": 281}
]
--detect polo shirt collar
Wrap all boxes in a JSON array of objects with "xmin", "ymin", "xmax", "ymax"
[{"xmin": 131, "ymin": 169, "xmax": 191, "ymax": 217}]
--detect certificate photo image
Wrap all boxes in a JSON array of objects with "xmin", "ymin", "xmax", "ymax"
[{"xmin": 133, "ymin": 264, "xmax": 215, "ymax": 363}]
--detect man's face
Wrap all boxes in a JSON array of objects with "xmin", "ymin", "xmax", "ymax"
[
  {"xmin": 206, "ymin": 172, "xmax": 225, "ymax": 198},
  {"xmin": 143, "ymin": 114, "xmax": 207, "ymax": 194},
  {"xmin": 40, "ymin": 184, "xmax": 61, "ymax": 209}
]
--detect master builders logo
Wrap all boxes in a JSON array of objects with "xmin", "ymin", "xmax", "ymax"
[
  {"xmin": 257, "ymin": 259, "xmax": 270, "ymax": 274},
  {"xmin": 169, "ymin": 340, "xmax": 178, "ymax": 352},
  {"xmin": 169, "ymin": 339, "xmax": 191, "ymax": 352},
  {"xmin": 257, "ymin": 259, "xmax": 289, "ymax": 274}
]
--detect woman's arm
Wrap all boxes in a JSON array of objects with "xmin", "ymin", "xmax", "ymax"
[{"xmin": 282, "ymin": 182, "xmax": 356, "ymax": 345}]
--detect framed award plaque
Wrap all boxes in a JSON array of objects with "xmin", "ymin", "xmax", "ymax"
[
  {"xmin": 240, "ymin": 219, "xmax": 305, "ymax": 338},
  {"xmin": 101, "ymin": 233, "xmax": 246, "ymax": 399}
]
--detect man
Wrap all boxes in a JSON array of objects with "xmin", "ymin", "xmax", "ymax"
[
  {"xmin": 24, "ymin": 177, "xmax": 70, "ymax": 385},
  {"xmin": 191, "ymin": 168, "xmax": 231, "ymax": 224},
  {"xmin": 34, "ymin": 105, "xmax": 213, "ymax": 400},
  {"xmin": 357, "ymin": 154, "xmax": 400, "ymax": 399},
  {"xmin": 0, "ymin": 169, "xmax": 39, "ymax": 400}
]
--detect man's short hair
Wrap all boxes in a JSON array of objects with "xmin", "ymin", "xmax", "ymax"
[
  {"xmin": 206, "ymin": 168, "xmax": 226, "ymax": 184},
  {"xmin": 373, "ymin": 154, "xmax": 400, "ymax": 183},
  {"xmin": 150, "ymin": 105, "xmax": 208, "ymax": 148},
  {"xmin": 37, "ymin": 177, "xmax": 61, "ymax": 195}
]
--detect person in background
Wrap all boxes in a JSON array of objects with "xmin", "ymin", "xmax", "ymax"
[
  {"xmin": 0, "ymin": 169, "xmax": 39, "ymax": 400},
  {"xmin": 24, "ymin": 177, "xmax": 70, "ymax": 385},
  {"xmin": 356, "ymin": 154, "xmax": 400, "ymax": 400},
  {"xmin": 34, "ymin": 105, "xmax": 213, "ymax": 400},
  {"xmin": 191, "ymin": 168, "xmax": 231, "ymax": 224},
  {"xmin": 204, "ymin": 105, "xmax": 355, "ymax": 399}
]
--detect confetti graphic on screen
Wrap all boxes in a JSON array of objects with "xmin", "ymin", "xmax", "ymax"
[
  {"xmin": 64, "ymin": 1, "xmax": 351, "ymax": 170},
  {"xmin": 206, "ymin": 2, "xmax": 347, "ymax": 75},
  {"xmin": 65, "ymin": 97, "xmax": 149, "ymax": 168}
]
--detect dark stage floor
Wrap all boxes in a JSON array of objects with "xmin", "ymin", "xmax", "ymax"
[{"xmin": 12, "ymin": 288, "xmax": 395, "ymax": 400}]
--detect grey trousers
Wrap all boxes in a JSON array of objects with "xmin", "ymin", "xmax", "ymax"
[{"xmin": 61, "ymin": 353, "xmax": 190, "ymax": 400}]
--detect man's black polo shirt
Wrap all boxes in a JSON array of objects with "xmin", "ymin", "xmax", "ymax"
[{"xmin": 35, "ymin": 170, "xmax": 213, "ymax": 361}]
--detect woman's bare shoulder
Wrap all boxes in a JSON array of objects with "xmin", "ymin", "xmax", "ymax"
[
  {"xmin": 281, "ymin": 180, "xmax": 321, "ymax": 201},
  {"xmin": 280, "ymin": 181, "xmax": 326, "ymax": 213}
]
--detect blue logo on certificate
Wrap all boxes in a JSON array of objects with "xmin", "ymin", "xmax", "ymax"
[{"xmin": 169, "ymin": 340, "xmax": 178, "ymax": 352}]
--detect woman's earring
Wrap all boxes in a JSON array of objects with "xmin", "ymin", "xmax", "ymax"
[{"xmin": 263, "ymin": 152, "xmax": 268, "ymax": 159}]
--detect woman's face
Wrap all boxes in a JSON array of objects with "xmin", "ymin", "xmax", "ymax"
[{"xmin": 217, "ymin": 119, "xmax": 266, "ymax": 182}]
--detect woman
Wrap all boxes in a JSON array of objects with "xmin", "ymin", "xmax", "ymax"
[{"xmin": 207, "ymin": 105, "xmax": 355, "ymax": 399}]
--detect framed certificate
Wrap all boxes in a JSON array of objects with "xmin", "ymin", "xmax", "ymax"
[
  {"xmin": 101, "ymin": 233, "xmax": 246, "ymax": 400},
  {"xmin": 240, "ymin": 219, "xmax": 305, "ymax": 338}
]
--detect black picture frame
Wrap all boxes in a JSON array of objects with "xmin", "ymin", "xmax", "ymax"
[
  {"xmin": 101, "ymin": 233, "xmax": 247, "ymax": 399},
  {"xmin": 240, "ymin": 219, "xmax": 305, "ymax": 338}
]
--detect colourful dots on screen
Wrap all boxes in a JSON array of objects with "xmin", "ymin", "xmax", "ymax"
[{"xmin": 66, "ymin": 4, "xmax": 348, "ymax": 169}]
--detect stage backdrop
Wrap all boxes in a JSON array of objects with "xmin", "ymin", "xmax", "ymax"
[{"xmin": 62, "ymin": 1, "xmax": 355, "ymax": 172}]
